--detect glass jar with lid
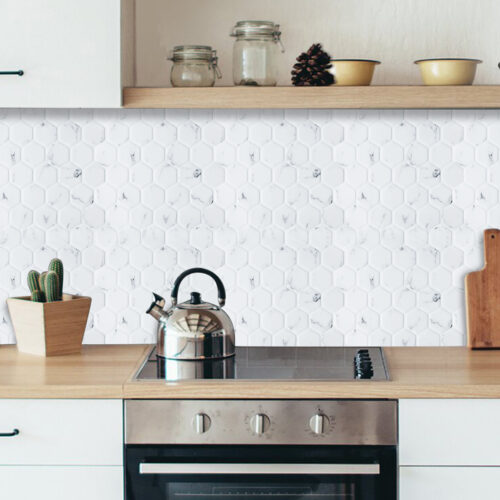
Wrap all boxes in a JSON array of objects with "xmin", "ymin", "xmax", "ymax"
[
  {"xmin": 168, "ymin": 45, "xmax": 222, "ymax": 87},
  {"xmin": 230, "ymin": 21, "xmax": 284, "ymax": 86}
]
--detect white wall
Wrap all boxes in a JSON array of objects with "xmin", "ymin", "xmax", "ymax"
[
  {"xmin": 135, "ymin": 0, "xmax": 500, "ymax": 86},
  {"xmin": 0, "ymin": 108, "xmax": 497, "ymax": 346}
]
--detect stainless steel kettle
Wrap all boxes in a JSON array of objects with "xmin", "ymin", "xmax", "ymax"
[{"xmin": 147, "ymin": 268, "xmax": 235, "ymax": 360}]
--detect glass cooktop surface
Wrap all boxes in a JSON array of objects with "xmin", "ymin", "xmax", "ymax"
[{"xmin": 134, "ymin": 346, "xmax": 389, "ymax": 381}]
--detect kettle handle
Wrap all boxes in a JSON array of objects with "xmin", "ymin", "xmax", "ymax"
[{"xmin": 171, "ymin": 267, "xmax": 226, "ymax": 307}]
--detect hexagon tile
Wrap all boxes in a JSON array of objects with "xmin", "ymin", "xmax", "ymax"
[{"xmin": 0, "ymin": 108, "xmax": 499, "ymax": 347}]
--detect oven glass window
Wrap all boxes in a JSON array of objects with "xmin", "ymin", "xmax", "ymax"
[
  {"xmin": 164, "ymin": 476, "xmax": 366, "ymax": 499},
  {"xmin": 165, "ymin": 478, "xmax": 356, "ymax": 500}
]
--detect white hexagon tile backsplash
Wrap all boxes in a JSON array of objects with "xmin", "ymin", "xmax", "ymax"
[{"xmin": 0, "ymin": 108, "xmax": 499, "ymax": 347}]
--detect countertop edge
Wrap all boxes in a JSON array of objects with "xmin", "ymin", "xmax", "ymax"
[
  {"xmin": 122, "ymin": 382, "xmax": 500, "ymax": 400},
  {"xmin": 0, "ymin": 385, "xmax": 126, "ymax": 399}
]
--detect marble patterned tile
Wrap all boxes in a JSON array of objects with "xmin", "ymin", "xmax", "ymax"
[{"xmin": 0, "ymin": 109, "xmax": 497, "ymax": 347}]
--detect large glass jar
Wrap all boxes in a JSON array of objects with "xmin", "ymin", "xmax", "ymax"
[
  {"xmin": 168, "ymin": 45, "xmax": 221, "ymax": 87},
  {"xmin": 230, "ymin": 21, "xmax": 283, "ymax": 86}
]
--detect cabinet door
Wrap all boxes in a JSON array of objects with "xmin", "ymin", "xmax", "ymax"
[
  {"xmin": 400, "ymin": 399, "xmax": 500, "ymax": 465},
  {"xmin": 0, "ymin": 399, "xmax": 122, "ymax": 465},
  {"xmin": 0, "ymin": 0, "xmax": 121, "ymax": 107},
  {"xmin": 0, "ymin": 466, "xmax": 123, "ymax": 500},
  {"xmin": 400, "ymin": 467, "xmax": 500, "ymax": 500}
]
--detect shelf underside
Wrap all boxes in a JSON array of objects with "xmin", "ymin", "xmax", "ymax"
[{"xmin": 123, "ymin": 85, "xmax": 500, "ymax": 109}]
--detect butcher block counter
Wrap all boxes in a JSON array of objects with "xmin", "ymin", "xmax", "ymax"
[
  {"xmin": 1, "ymin": 344, "xmax": 500, "ymax": 399},
  {"xmin": 0, "ymin": 344, "xmax": 149, "ymax": 398}
]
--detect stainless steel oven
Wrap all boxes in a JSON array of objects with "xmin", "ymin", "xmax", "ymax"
[{"xmin": 125, "ymin": 400, "xmax": 397, "ymax": 500}]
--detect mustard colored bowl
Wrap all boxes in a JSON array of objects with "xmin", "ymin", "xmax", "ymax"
[
  {"xmin": 414, "ymin": 58, "xmax": 482, "ymax": 85},
  {"xmin": 330, "ymin": 59, "xmax": 380, "ymax": 86}
]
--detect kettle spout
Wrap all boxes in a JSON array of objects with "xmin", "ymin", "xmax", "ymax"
[{"xmin": 146, "ymin": 293, "xmax": 167, "ymax": 322}]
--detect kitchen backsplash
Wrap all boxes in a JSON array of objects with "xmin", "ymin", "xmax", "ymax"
[{"xmin": 0, "ymin": 108, "xmax": 498, "ymax": 346}]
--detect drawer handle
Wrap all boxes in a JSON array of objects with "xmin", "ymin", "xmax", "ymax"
[
  {"xmin": 0, "ymin": 70, "xmax": 24, "ymax": 76},
  {"xmin": 0, "ymin": 428, "xmax": 19, "ymax": 437}
]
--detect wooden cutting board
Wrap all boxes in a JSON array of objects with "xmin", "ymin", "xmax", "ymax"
[{"xmin": 466, "ymin": 228, "xmax": 500, "ymax": 349}]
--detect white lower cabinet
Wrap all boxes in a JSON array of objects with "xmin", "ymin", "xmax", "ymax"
[
  {"xmin": 0, "ymin": 399, "xmax": 123, "ymax": 500},
  {"xmin": 399, "ymin": 399, "xmax": 500, "ymax": 499},
  {"xmin": 399, "ymin": 399, "xmax": 500, "ymax": 466},
  {"xmin": 400, "ymin": 466, "xmax": 500, "ymax": 500},
  {"xmin": 0, "ymin": 466, "xmax": 123, "ymax": 500},
  {"xmin": 0, "ymin": 399, "xmax": 123, "ymax": 465}
]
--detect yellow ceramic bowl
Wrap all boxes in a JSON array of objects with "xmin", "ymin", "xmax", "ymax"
[
  {"xmin": 330, "ymin": 59, "xmax": 380, "ymax": 86},
  {"xmin": 414, "ymin": 58, "xmax": 482, "ymax": 85}
]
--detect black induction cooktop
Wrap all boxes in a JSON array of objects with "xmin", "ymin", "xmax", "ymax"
[{"xmin": 134, "ymin": 346, "xmax": 389, "ymax": 381}]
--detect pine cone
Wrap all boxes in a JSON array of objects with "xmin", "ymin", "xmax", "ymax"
[{"xmin": 291, "ymin": 43, "xmax": 334, "ymax": 86}]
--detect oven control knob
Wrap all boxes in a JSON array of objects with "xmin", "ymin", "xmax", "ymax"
[
  {"xmin": 250, "ymin": 413, "xmax": 271, "ymax": 435},
  {"xmin": 192, "ymin": 413, "xmax": 211, "ymax": 434},
  {"xmin": 309, "ymin": 414, "xmax": 330, "ymax": 435}
]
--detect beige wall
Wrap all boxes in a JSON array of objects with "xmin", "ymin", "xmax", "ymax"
[{"xmin": 134, "ymin": 0, "xmax": 500, "ymax": 87}]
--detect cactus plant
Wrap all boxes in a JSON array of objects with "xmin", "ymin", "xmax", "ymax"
[
  {"xmin": 45, "ymin": 271, "xmax": 60, "ymax": 302},
  {"xmin": 48, "ymin": 258, "xmax": 64, "ymax": 299},
  {"xmin": 39, "ymin": 271, "xmax": 48, "ymax": 296},
  {"xmin": 27, "ymin": 270, "xmax": 41, "ymax": 295},
  {"xmin": 31, "ymin": 290, "xmax": 45, "ymax": 303},
  {"xmin": 25, "ymin": 259, "xmax": 66, "ymax": 303}
]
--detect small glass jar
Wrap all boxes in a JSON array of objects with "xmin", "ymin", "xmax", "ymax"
[
  {"xmin": 168, "ymin": 45, "xmax": 221, "ymax": 87},
  {"xmin": 230, "ymin": 21, "xmax": 284, "ymax": 86}
]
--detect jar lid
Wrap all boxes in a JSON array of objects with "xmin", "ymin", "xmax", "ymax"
[
  {"xmin": 169, "ymin": 45, "xmax": 215, "ymax": 61},
  {"xmin": 231, "ymin": 20, "xmax": 280, "ymax": 37}
]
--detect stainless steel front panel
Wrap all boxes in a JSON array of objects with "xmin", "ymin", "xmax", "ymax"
[
  {"xmin": 125, "ymin": 400, "xmax": 397, "ymax": 445},
  {"xmin": 139, "ymin": 463, "xmax": 381, "ymax": 475}
]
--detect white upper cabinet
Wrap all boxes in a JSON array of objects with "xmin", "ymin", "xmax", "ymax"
[{"xmin": 0, "ymin": 0, "xmax": 124, "ymax": 107}]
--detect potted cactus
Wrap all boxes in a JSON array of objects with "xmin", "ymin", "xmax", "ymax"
[{"xmin": 7, "ymin": 258, "xmax": 91, "ymax": 356}]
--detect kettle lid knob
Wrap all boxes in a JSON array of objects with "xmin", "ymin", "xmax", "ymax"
[{"xmin": 190, "ymin": 292, "xmax": 202, "ymax": 305}]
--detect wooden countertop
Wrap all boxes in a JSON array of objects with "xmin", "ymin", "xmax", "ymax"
[
  {"xmin": 2, "ymin": 344, "xmax": 500, "ymax": 399},
  {"xmin": 0, "ymin": 344, "xmax": 149, "ymax": 398}
]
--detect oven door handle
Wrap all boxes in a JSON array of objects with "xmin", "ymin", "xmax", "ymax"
[{"xmin": 139, "ymin": 463, "xmax": 380, "ymax": 475}]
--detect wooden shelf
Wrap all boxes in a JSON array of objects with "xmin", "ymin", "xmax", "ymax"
[{"xmin": 123, "ymin": 85, "xmax": 500, "ymax": 109}]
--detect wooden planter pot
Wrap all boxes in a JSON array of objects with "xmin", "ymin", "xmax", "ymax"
[{"xmin": 7, "ymin": 294, "xmax": 92, "ymax": 356}]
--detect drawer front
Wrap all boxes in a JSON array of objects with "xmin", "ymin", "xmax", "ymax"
[
  {"xmin": 0, "ymin": 399, "xmax": 122, "ymax": 465},
  {"xmin": 0, "ymin": 466, "xmax": 123, "ymax": 500},
  {"xmin": 400, "ymin": 467, "xmax": 500, "ymax": 500},
  {"xmin": 400, "ymin": 399, "xmax": 500, "ymax": 465}
]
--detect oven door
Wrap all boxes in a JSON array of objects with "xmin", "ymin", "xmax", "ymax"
[{"xmin": 125, "ymin": 445, "xmax": 396, "ymax": 500}]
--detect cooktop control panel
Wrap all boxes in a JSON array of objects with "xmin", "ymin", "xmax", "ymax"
[{"xmin": 125, "ymin": 400, "xmax": 397, "ymax": 446}]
